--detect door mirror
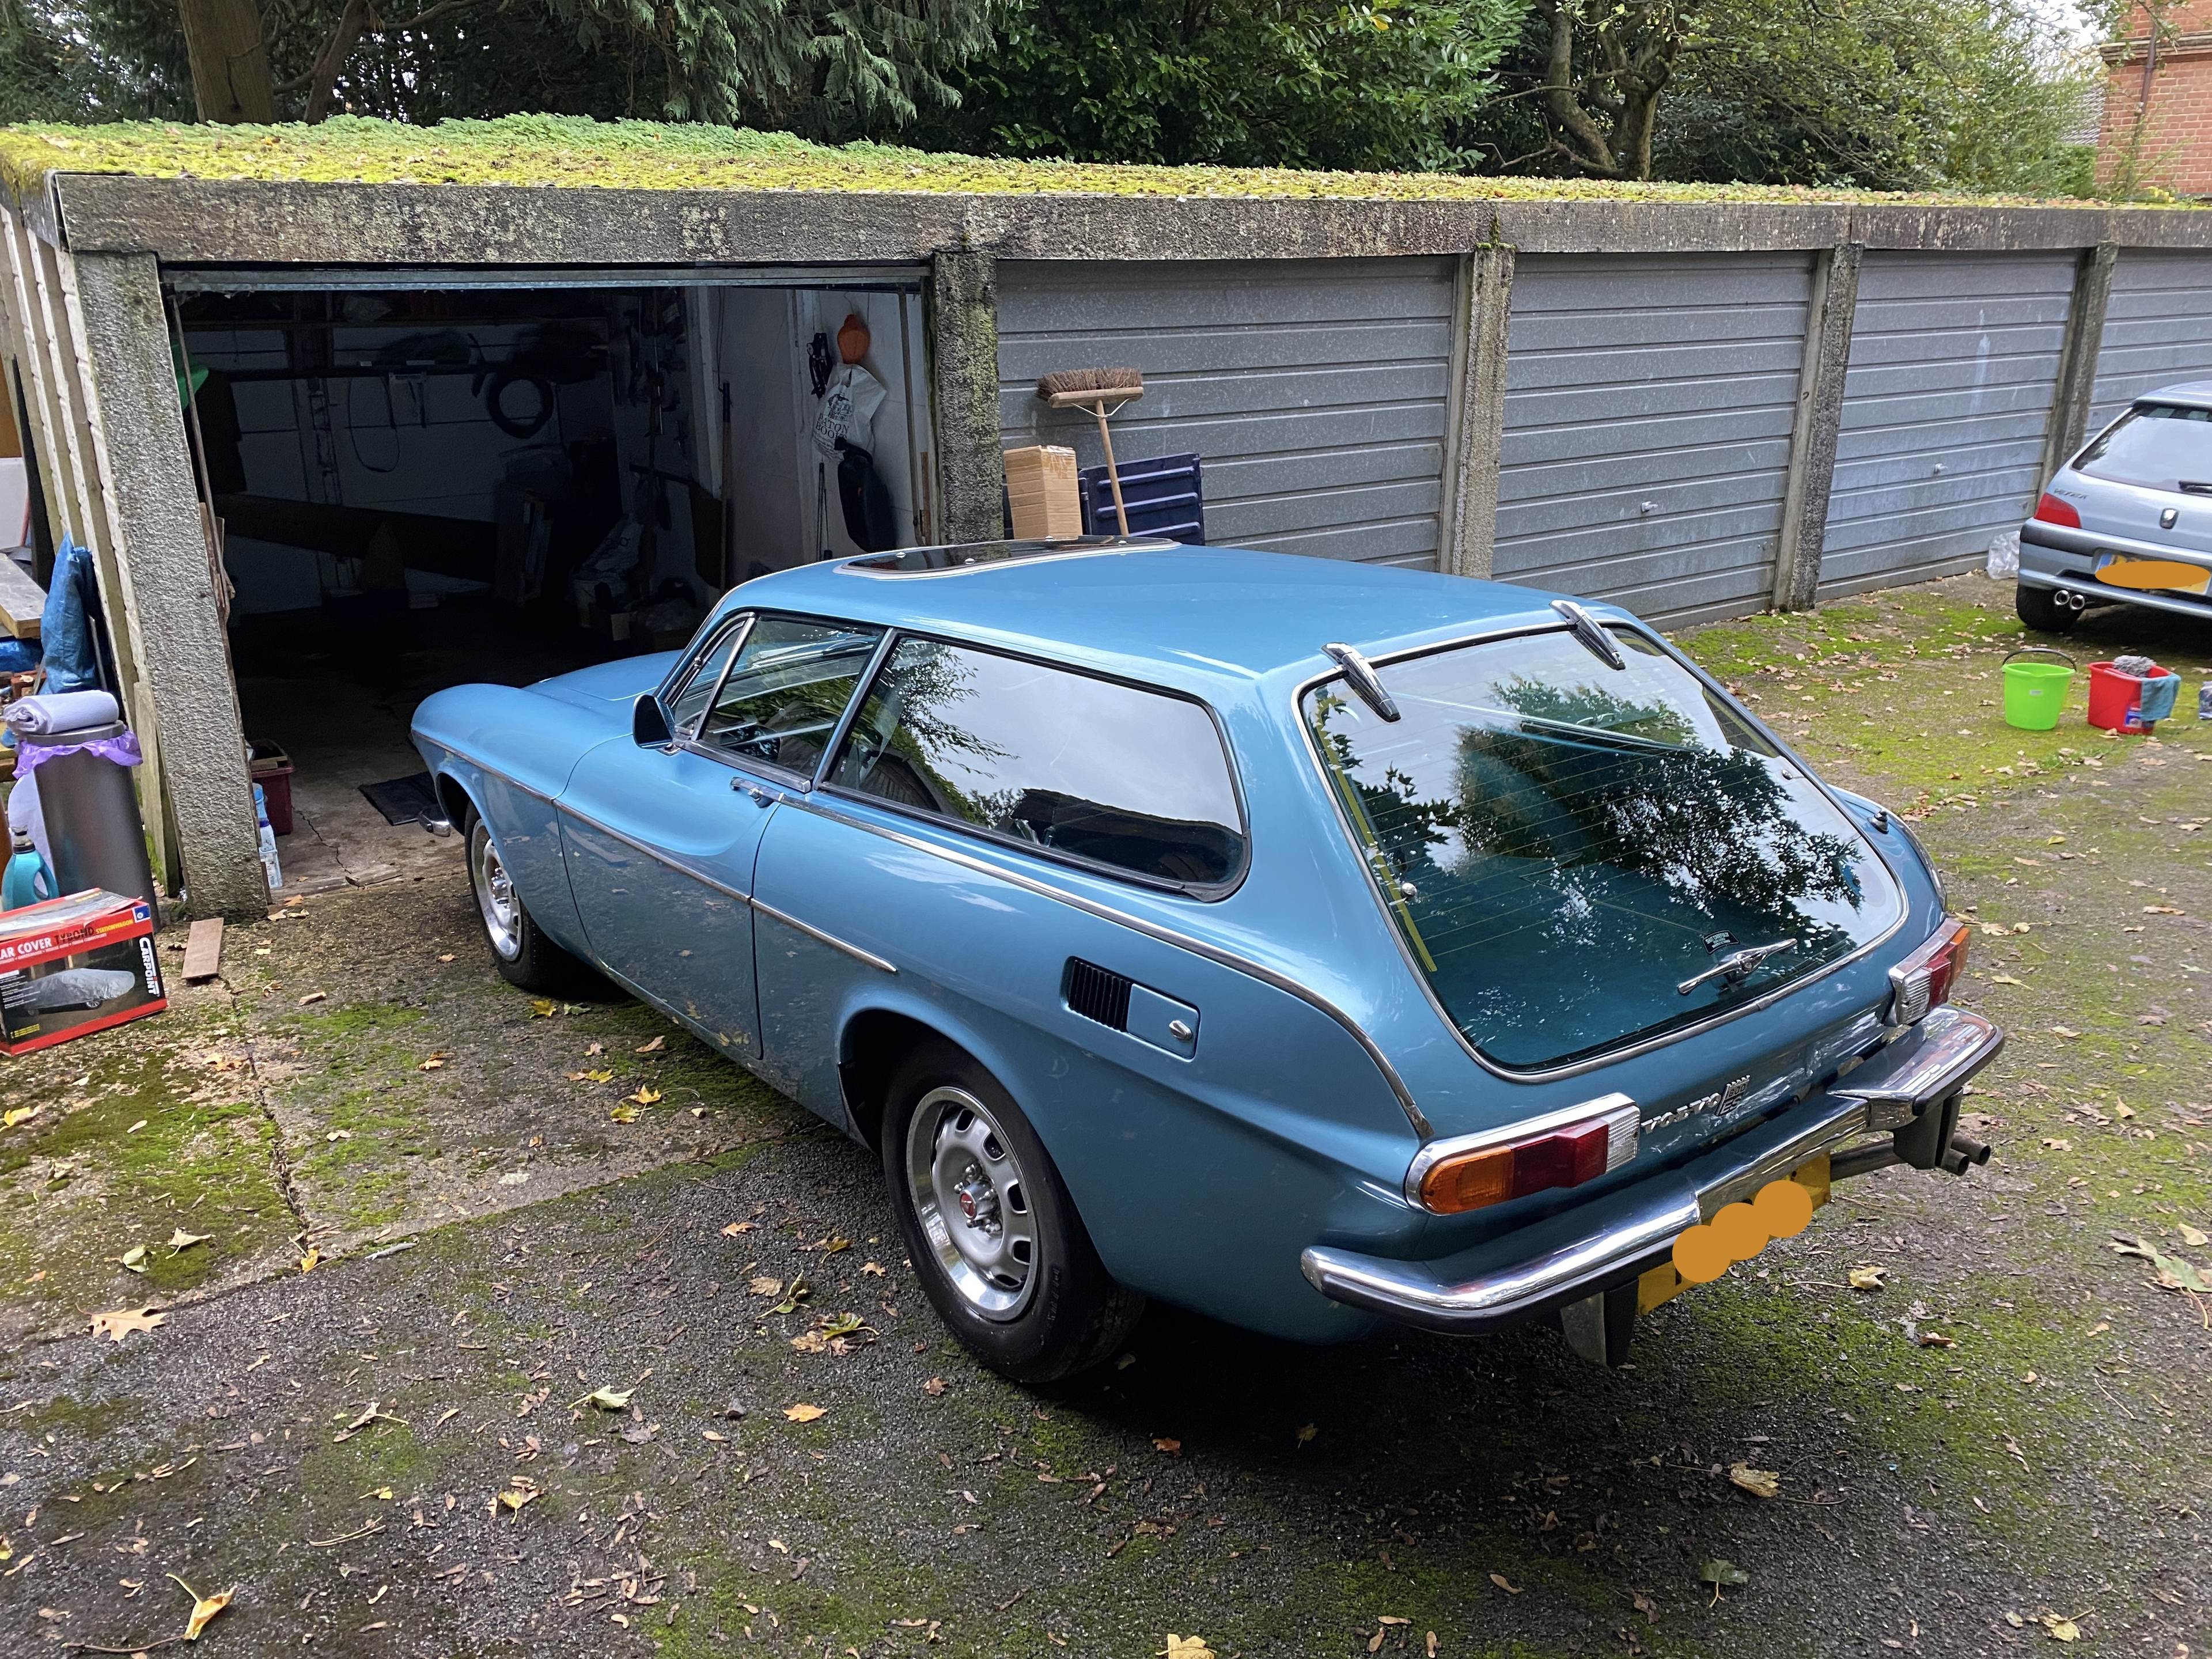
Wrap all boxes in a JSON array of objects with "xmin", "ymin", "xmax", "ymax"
[{"xmin": 633, "ymin": 693, "xmax": 674, "ymax": 748}]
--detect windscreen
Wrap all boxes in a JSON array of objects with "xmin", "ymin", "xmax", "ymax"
[
  {"xmin": 2075, "ymin": 403, "xmax": 2212, "ymax": 493},
  {"xmin": 1303, "ymin": 628, "xmax": 1902, "ymax": 1070}
]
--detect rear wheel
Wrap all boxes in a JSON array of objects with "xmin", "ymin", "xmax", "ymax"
[
  {"xmin": 884, "ymin": 1041, "xmax": 1143, "ymax": 1384},
  {"xmin": 467, "ymin": 815, "xmax": 594, "ymax": 995},
  {"xmin": 2015, "ymin": 583, "xmax": 2080, "ymax": 634}
]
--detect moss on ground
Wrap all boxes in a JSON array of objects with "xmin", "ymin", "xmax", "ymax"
[{"xmin": 0, "ymin": 113, "xmax": 2176, "ymax": 209}]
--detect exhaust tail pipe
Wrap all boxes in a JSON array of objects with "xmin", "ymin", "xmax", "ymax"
[{"xmin": 2056, "ymin": 589, "xmax": 2088, "ymax": 612}]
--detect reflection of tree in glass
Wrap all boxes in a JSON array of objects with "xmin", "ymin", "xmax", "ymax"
[
  {"xmin": 1320, "ymin": 677, "xmax": 1866, "ymax": 958},
  {"xmin": 852, "ymin": 642, "xmax": 1022, "ymax": 828}
]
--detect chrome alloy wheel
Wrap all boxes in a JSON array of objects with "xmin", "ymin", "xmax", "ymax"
[
  {"xmin": 470, "ymin": 823, "xmax": 522, "ymax": 962},
  {"xmin": 905, "ymin": 1085, "xmax": 1037, "ymax": 1320}
]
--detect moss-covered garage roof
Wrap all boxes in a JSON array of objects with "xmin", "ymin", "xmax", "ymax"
[{"xmin": 0, "ymin": 112, "xmax": 2154, "ymax": 209}]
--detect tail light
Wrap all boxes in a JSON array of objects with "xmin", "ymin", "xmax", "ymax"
[
  {"xmin": 1889, "ymin": 918, "xmax": 1969, "ymax": 1025},
  {"xmin": 2033, "ymin": 493, "xmax": 2081, "ymax": 528},
  {"xmin": 1408, "ymin": 1094, "xmax": 1639, "ymax": 1215}
]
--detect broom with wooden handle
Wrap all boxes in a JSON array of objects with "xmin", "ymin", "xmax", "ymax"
[{"xmin": 1036, "ymin": 367, "xmax": 1144, "ymax": 535}]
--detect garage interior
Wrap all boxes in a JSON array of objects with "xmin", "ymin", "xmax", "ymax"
[{"xmin": 171, "ymin": 271, "xmax": 934, "ymax": 895}]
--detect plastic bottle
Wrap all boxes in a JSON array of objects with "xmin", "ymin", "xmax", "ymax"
[{"xmin": 2, "ymin": 828, "xmax": 56, "ymax": 912}]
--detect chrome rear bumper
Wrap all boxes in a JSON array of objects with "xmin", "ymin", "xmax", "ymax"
[{"xmin": 1300, "ymin": 1006, "xmax": 2004, "ymax": 1335}]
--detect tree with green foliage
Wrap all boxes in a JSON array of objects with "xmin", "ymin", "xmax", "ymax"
[
  {"xmin": 920, "ymin": 0, "xmax": 1524, "ymax": 173},
  {"xmin": 1, "ymin": 0, "xmax": 999, "ymax": 132}
]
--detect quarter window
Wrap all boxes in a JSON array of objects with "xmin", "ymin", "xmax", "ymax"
[
  {"xmin": 666, "ymin": 621, "xmax": 746, "ymax": 738},
  {"xmin": 694, "ymin": 616, "xmax": 885, "ymax": 778},
  {"xmin": 828, "ymin": 639, "xmax": 1245, "ymax": 888}
]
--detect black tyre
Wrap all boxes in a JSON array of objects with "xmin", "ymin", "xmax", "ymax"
[
  {"xmin": 465, "ymin": 813, "xmax": 597, "ymax": 995},
  {"xmin": 2016, "ymin": 583, "xmax": 2080, "ymax": 634},
  {"xmin": 884, "ymin": 1040, "xmax": 1143, "ymax": 1384}
]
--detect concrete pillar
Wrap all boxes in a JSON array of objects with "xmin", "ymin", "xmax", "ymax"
[
  {"xmin": 927, "ymin": 249, "xmax": 1005, "ymax": 546},
  {"xmin": 1441, "ymin": 243, "xmax": 1514, "ymax": 581},
  {"xmin": 2041, "ymin": 243, "xmax": 2119, "ymax": 483},
  {"xmin": 1772, "ymin": 242, "xmax": 1862, "ymax": 613},
  {"xmin": 70, "ymin": 252, "xmax": 266, "ymax": 919}
]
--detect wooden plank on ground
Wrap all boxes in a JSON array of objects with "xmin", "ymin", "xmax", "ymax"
[
  {"xmin": 181, "ymin": 916, "xmax": 224, "ymax": 983},
  {"xmin": 0, "ymin": 556, "xmax": 43, "ymax": 638}
]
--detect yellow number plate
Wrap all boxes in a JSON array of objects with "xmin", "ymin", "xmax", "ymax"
[
  {"xmin": 1639, "ymin": 1153, "xmax": 1831, "ymax": 1314},
  {"xmin": 2095, "ymin": 555, "xmax": 2211, "ymax": 595}
]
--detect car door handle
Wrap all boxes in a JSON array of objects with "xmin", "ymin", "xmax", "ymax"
[{"xmin": 732, "ymin": 778, "xmax": 774, "ymax": 807}]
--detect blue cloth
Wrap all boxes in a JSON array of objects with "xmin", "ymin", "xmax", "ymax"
[
  {"xmin": 2137, "ymin": 671, "xmax": 2182, "ymax": 725},
  {"xmin": 38, "ymin": 537, "xmax": 103, "ymax": 695},
  {"xmin": 0, "ymin": 636, "xmax": 37, "ymax": 675}
]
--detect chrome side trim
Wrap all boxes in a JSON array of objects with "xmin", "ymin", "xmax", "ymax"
[
  {"xmin": 1402, "ymin": 1091, "xmax": 1635, "ymax": 1209},
  {"xmin": 557, "ymin": 801, "xmax": 755, "ymax": 906},
  {"xmin": 753, "ymin": 897, "xmax": 897, "ymax": 975},
  {"xmin": 785, "ymin": 793, "xmax": 1430, "ymax": 1137},
  {"xmin": 1300, "ymin": 1007, "xmax": 2003, "ymax": 1333},
  {"xmin": 430, "ymin": 745, "xmax": 557, "ymax": 806},
  {"xmin": 1291, "ymin": 615, "xmax": 1913, "ymax": 1085}
]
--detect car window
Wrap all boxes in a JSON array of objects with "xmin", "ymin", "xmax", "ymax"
[
  {"xmin": 2075, "ymin": 403, "xmax": 2212, "ymax": 493},
  {"xmin": 827, "ymin": 638, "xmax": 1245, "ymax": 888},
  {"xmin": 666, "ymin": 620, "xmax": 747, "ymax": 738},
  {"xmin": 694, "ymin": 616, "xmax": 885, "ymax": 778}
]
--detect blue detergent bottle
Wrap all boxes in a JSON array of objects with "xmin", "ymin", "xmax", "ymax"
[{"xmin": 2, "ymin": 828, "xmax": 56, "ymax": 912}]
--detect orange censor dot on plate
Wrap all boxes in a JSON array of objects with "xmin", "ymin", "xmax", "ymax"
[{"xmin": 1672, "ymin": 1177, "xmax": 1819, "ymax": 1285}]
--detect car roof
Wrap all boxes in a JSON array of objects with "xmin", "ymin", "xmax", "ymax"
[
  {"xmin": 2134, "ymin": 380, "xmax": 2212, "ymax": 411},
  {"xmin": 714, "ymin": 541, "xmax": 1593, "ymax": 698}
]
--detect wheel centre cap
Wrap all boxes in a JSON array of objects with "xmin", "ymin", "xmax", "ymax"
[{"xmin": 953, "ymin": 1171, "xmax": 998, "ymax": 1229}]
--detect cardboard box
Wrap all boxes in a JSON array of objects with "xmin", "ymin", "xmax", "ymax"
[
  {"xmin": 0, "ymin": 889, "xmax": 166, "ymax": 1056},
  {"xmin": 1003, "ymin": 446, "xmax": 1082, "ymax": 540}
]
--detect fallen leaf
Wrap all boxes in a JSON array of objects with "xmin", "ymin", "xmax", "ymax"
[
  {"xmin": 2, "ymin": 1105, "xmax": 41, "ymax": 1129},
  {"xmin": 1990, "ymin": 973, "xmax": 2023, "ymax": 986},
  {"xmin": 923, "ymin": 1377, "xmax": 947, "ymax": 1396},
  {"xmin": 1153, "ymin": 1437, "xmax": 1183, "ymax": 1455},
  {"xmin": 860, "ymin": 1259, "xmax": 885, "ymax": 1275},
  {"xmin": 297, "ymin": 991, "xmax": 327, "ymax": 1006},
  {"xmin": 2182, "ymin": 1225, "xmax": 2209, "ymax": 1248},
  {"xmin": 498, "ymin": 1486, "xmax": 537, "ymax": 1514},
  {"xmin": 1295, "ymin": 1422, "xmax": 1317, "ymax": 1445},
  {"xmin": 437, "ymin": 953, "xmax": 456, "ymax": 963},
  {"xmin": 417, "ymin": 1054, "xmax": 448, "ymax": 1071},
  {"xmin": 783, "ymin": 1403, "xmax": 826, "ymax": 1423},
  {"xmin": 1698, "ymin": 1558, "xmax": 1749, "ymax": 1587},
  {"xmin": 584, "ymin": 1041, "xmax": 605, "ymax": 1055},
  {"xmin": 168, "ymin": 1574, "xmax": 233, "ymax": 1641},
  {"xmin": 626, "ymin": 1086, "xmax": 662, "ymax": 1107},
  {"xmin": 121, "ymin": 1245, "xmax": 147, "ymax": 1274},
  {"xmin": 1848, "ymin": 1266, "xmax": 1887, "ymax": 1292},
  {"xmin": 608, "ymin": 1105, "xmax": 639, "ymax": 1124},
  {"xmin": 127, "ymin": 1118, "xmax": 147, "ymax": 1133},
  {"xmin": 2109, "ymin": 1234, "xmax": 2212, "ymax": 1293},
  {"xmin": 529, "ymin": 999, "xmax": 558, "ymax": 1018},
  {"xmin": 748, "ymin": 1276, "xmax": 783, "ymax": 1297},
  {"xmin": 1728, "ymin": 1462, "xmax": 1780, "ymax": 1498},
  {"xmin": 1488, "ymin": 1573, "xmax": 1521, "ymax": 1593},
  {"xmin": 581, "ymin": 1386, "xmax": 632, "ymax": 1410},
  {"xmin": 2048, "ymin": 1025, "xmax": 2080, "ymax": 1040},
  {"xmin": 2041, "ymin": 1613, "xmax": 2080, "ymax": 1642},
  {"xmin": 90, "ymin": 1306, "xmax": 165, "ymax": 1342},
  {"xmin": 166, "ymin": 1230, "xmax": 212, "ymax": 1252},
  {"xmin": 722, "ymin": 1221, "xmax": 756, "ymax": 1237},
  {"xmin": 1161, "ymin": 1639, "xmax": 1214, "ymax": 1659},
  {"xmin": 635, "ymin": 1036, "xmax": 666, "ymax": 1054}
]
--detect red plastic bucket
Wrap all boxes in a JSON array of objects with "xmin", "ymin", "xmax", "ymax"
[{"xmin": 2085, "ymin": 661, "xmax": 2176, "ymax": 734}]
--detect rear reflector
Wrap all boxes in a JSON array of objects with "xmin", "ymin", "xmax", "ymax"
[
  {"xmin": 2032, "ymin": 493, "xmax": 2081, "ymax": 529},
  {"xmin": 1412, "ymin": 1096, "xmax": 1640, "ymax": 1215},
  {"xmin": 1889, "ymin": 917, "xmax": 1970, "ymax": 1025}
]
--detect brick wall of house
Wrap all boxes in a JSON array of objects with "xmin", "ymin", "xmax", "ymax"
[{"xmin": 2100, "ymin": 0, "xmax": 2212, "ymax": 195}]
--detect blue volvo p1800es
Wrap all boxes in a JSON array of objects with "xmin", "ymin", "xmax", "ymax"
[{"xmin": 412, "ymin": 538, "xmax": 2003, "ymax": 1381}]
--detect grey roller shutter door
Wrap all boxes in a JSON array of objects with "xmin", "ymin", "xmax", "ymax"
[
  {"xmin": 2086, "ymin": 248, "xmax": 2212, "ymax": 436},
  {"xmin": 1819, "ymin": 251, "xmax": 2074, "ymax": 597},
  {"xmin": 995, "ymin": 259, "xmax": 1455, "ymax": 566},
  {"xmin": 1494, "ymin": 252, "xmax": 1813, "ymax": 625}
]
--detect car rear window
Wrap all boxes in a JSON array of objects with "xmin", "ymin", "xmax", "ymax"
[
  {"xmin": 828, "ymin": 638, "xmax": 1245, "ymax": 888},
  {"xmin": 1302, "ymin": 627, "xmax": 1903, "ymax": 1071},
  {"xmin": 2075, "ymin": 403, "xmax": 2212, "ymax": 493}
]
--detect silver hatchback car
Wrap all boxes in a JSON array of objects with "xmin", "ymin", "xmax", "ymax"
[{"xmin": 2020, "ymin": 380, "xmax": 2212, "ymax": 632}]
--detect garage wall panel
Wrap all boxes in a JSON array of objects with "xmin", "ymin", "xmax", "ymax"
[
  {"xmin": 1818, "ymin": 251, "xmax": 2074, "ymax": 596},
  {"xmin": 2086, "ymin": 248, "xmax": 2212, "ymax": 435},
  {"xmin": 995, "ymin": 259, "xmax": 1455, "ymax": 566},
  {"xmin": 1494, "ymin": 253, "xmax": 1814, "ymax": 624}
]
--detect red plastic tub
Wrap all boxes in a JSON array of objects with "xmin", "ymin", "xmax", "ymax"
[
  {"xmin": 2085, "ymin": 661, "xmax": 2176, "ymax": 734},
  {"xmin": 249, "ymin": 740, "xmax": 296, "ymax": 836}
]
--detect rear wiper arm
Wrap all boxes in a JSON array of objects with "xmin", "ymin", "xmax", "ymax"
[
  {"xmin": 1551, "ymin": 599, "xmax": 1626, "ymax": 670},
  {"xmin": 1677, "ymin": 937, "xmax": 1798, "ymax": 997}
]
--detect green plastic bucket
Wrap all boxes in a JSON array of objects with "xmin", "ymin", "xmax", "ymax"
[{"xmin": 2002, "ymin": 645, "xmax": 2074, "ymax": 731}]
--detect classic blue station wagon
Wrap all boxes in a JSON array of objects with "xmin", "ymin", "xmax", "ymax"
[{"xmin": 412, "ymin": 539, "xmax": 2003, "ymax": 1381}]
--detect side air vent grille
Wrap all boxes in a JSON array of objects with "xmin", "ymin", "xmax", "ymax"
[{"xmin": 1065, "ymin": 959, "xmax": 1133, "ymax": 1031}]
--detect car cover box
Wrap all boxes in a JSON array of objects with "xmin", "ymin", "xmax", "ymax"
[{"xmin": 0, "ymin": 888, "xmax": 166, "ymax": 1055}]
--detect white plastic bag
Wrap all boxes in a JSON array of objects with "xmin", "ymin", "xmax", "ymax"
[{"xmin": 1986, "ymin": 531, "xmax": 2020, "ymax": 580}]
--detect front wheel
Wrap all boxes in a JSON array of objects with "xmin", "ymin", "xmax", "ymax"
[
  {"xmin": 884, "ymin": 1041, "xmax": 1143, "ymax": 1384},
  {"xmin": 467, "ymin": 815, "xmax": 595, "ymax": 995},
  {"xmin": 2015, "ymin": 583, "xmax": 2080, "ymax": 634}
]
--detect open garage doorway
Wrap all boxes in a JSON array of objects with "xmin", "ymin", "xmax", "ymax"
[{"xmin": 170, "ymin": 269, "xmax": 934, "ymax": 895}]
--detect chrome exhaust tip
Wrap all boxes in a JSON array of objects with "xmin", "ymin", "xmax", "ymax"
[{"xmin": 2056, "ymin": 588, "xmax": 2088, "ymax": 611}]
